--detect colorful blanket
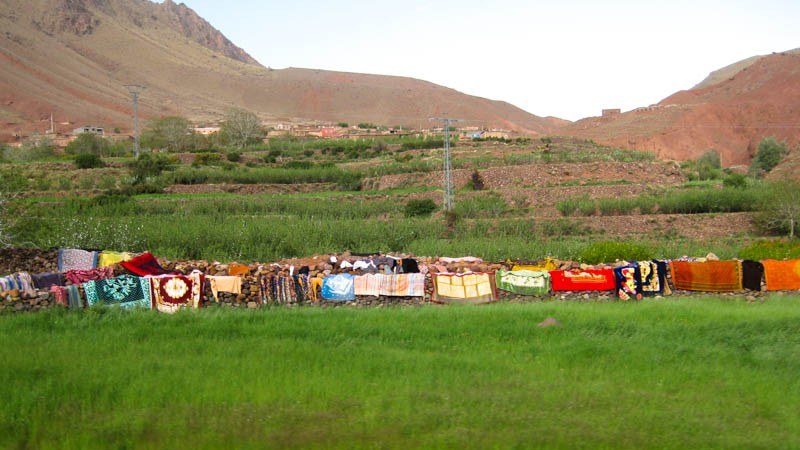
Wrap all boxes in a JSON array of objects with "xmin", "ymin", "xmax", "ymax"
[
  {"xmin": 762, "ymin": 259, "xmax": 800, "ymax": 291},
  {"xmin": 321, "ymin": 274, "xmax": 356, "ymax": 301},
  {"xmin": 32, "ymin": 272, "xmax": 64, "ymax": 289},
  {"xmin": 150, "ymin": 271, "xmax": 203, "ymax": 313},
  {"xmin": 50, "ymin": 285, "xmax": 68, "ymax": 307},
  {"xmin": 550, "ymin": 269, "xmax": 615, "ymax": 292},
  {"xmin": 354, "ymin": 273, "xmax": 381, "ymax": 297},
  {"xmin": 496, "ymin": 270, "xmax": 550, "ymax": 296},
  {"xmin": 65, "ymin": 267, "xmax": 114, "ymax": 285},
  {"xmin": 378, "ymin": 273, "xmax": 425, "ymax": 297},
  {"xmin": 120, "ymin": 252, "xmax": 175, "ymax": 276},
  {"xmin": 67, "ymin": 285, "xmax": 83, "ymax": 309},
  {"xmin": 207, "ymin": 275, "xmax": 243, "ymax": 302},
  {"xmin": 58, "ymin": 248, "xmax": 98, "ymax": 272},
  {"xmin": 259, "ymin": 273, "xmax": 309, "ymax": 304},
  {"xmin": 83, "ymin": 275, "xmax": 151, "ymax": 309},
  {"xmin": 97, "ymin": 251, "xmax": 133, "ymax": 268},
  {"xmin": 0, "ymin": 272, "xmax": 36, "ymax": 296},
  {"xmin": 638, "ymin": 260, "xmax": 671, "ymax": 296},
  {"xmin": 614, "ymin": 265, "xmax": 642, "ymax": 300},
  {"xmin": 432, "ymin": 272, "xmax": 497, "ymax": 304},
  {"xmin": 742, "ymin": 260, "xmax": 764, "ymax": 291},
  {"xmin": 669, "ymin": 260, "xmax": 743, "ymax": 292}
]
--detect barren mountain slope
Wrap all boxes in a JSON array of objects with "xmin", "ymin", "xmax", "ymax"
[
  {"xmin": 0, "ymin": 0, "xmax": 562, "ymax": 139},
  {"xmin": 563, "ymin": 50, "xmax": 800, "ymax": 166}
]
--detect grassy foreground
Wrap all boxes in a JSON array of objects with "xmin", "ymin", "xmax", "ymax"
[{"xmin": 2, "ymin": 298, "xmax": 800, "ymax": 449}]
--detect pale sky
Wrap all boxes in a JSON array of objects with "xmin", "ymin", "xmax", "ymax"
[{"xmin": 164, "ymin": 0, "xmax": 800, "ymax": 121}]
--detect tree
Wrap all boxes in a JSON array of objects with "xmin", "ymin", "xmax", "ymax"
[
  {"xmin": 750, "ymin": 137, "xmax": 787, "ymax": 176},
  {"xmin": 220, "ymin": 108, "xmax": 263, "ymax": 148},
  {"xmin": 697, "ymin": 149, "xmax": 722, "ymax": 180},
  {"xmin": 66, "ymin": 133, "xmax": 110, "ymax": 155},
  {"xmin": 470, "ymin": 170, "xmax": 485, "ymax": 190},
  {"xmin": 141, "ymin": 116, "xmax": 195, "ymax": 152},
  {"xmin": 757, "ymin": 181, "xmax": 800, "ymax": 239}
]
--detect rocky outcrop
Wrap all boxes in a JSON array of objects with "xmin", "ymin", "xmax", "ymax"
[
  {"xmin": 35, "ymin": 0, "xmax": 99, "ymax": 36},
  {"xmin": 156, "ymin": 0, "xmax": 260, "ymax": 66}
]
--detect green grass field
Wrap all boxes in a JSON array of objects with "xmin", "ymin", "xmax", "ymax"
[{"xmin": 2, "ymin": 297, "xmax": 800, "ymax": 449}]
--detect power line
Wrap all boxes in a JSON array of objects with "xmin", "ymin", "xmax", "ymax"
[
  {"xmin": 125, "ymin": 85, "xmax": 146, "ymax": 158},
  {"xmin": 430, "ymin": 116, "xmax": 463, "ymax": 212}
]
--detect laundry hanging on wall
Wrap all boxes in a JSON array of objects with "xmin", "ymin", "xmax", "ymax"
[
  {"xmin": 58, "ymin": 249, "xmax": 99, "ymax": 272},
  {"xmin": 762, "ymin": 259, "xmax": 800, "ymax": 291},
  {"xmin": 669, "ymin": 260, "xmax": 743, "ymax": 292},
  {"xmin": 495, "ymin": 270, "xmax": 551, "ymax": 296},
  {"xmin": 432, "ymin": 272, "xmax": 497, "ymax": 304},
  {"xmin": 321, "ymin": 273, "xmax": 356, "ymax": 301},
  {"xmin": 150, "ymin": 271, "xmax": 204, "ymax": 313},
  {"xmin": 84, "ymin": 274, "xmax": 152, "ymax": 309},
  {"xmin": 550, "ymin": 269, "xmax": 615, "ymax": 292}
]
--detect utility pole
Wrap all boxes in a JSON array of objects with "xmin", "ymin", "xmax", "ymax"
[
  {"xmin": 125, "ymin": 85, "xmax": 145, "ymax": 158},
  {"xmin": 430, "ymin": 116, "xmax": 462, "ymax": 212}
]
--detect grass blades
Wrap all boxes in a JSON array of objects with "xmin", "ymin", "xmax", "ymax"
[{"xmin": 1, "ymin": 298, "xmax": 799, "ymax": 448}]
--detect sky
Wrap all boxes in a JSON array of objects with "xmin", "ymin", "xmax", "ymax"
[{"xmin": 164, "ymin": 0, "xmax": 800, "ymax": 121}]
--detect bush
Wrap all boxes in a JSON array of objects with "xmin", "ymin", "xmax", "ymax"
[
  {"xmin": 723, "ymin": 173, "xmax": 748, "ymax": 189},
  {"xmin": 193, "ymin": 152, "xmax": 224, "ymax": 166},
  {"xmin": 750, "ymin": 137, "xmax": 787, "ymax": 176},
  {"xmin": 129, "ymin": 153, "xmax": 175, "ymax": 183},
  {"xmin": 66, "ymin": 133, "xmax": 110, "ymax": 156},
  {"xmin": 74, "ymin": 152, "xmax": 105, "ymax": 169},
  {"xmin": 226, "ymin": 152, "xmax": 241, "ymax": 162},
  {"xmin": 579, "ymin": 241, "xmax": 654, "ymax": 264},
  {"xmin": 470, "ymin": 170, "xmax": 485, "ymax": 191},
  {"xmin": 404, "ymin": 199, "xmax": 437, "ymax": 217}
]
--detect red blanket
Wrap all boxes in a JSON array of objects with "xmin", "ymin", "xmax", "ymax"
[
  {"xmin": 121, "ymin": 252, "xmax": 177, "ymax": 277},
  {"xmin": 549, "ymin": 269, "xmax": 615, "ymax": 291}
]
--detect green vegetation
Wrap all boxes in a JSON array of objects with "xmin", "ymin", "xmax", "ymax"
[
  {"xmin": 738, "ymin": 240, "xmax": 800, "ymax": 260},
  {"xmin": 141, "ymin": 116, "xmax": 197, "ymax": 152},
  {"xmin": 404, "ymin": 198, "xmax": 437, "ymax": 217},
  {"xmin": 2, "ymin": 300, "xmax": 800, "ymax": 448},
  {"xmin": 73, "ymin": 152, "xmax": 104, "ymax": 169},
  {"xmin": 2, "ymin": 135, "xmax": 56, "ymax": 162},
  {"xmin": 754, "ymin": 181, "xmax": 800, "ymax": 238},
  {"xmin": 219, "ymin": 108, "xmax": 264, "ymax": 148},
  {"xmin": 750, "ymin": 137, "xmax": 788, "ymax": 176},
  {"xmin": 163, "ymin": 165, "xmax": 362, "ymax": 190},
  {"xmin": 557, "ymin": 186, "xmax": 764, "ymax": 217}
]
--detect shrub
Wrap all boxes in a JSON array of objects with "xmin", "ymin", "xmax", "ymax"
[
  {"xmin": 66, "ymin": 133, "xmax": 110, "ymax": 156},
  {"xmin": 754, "ymin": 181, "xmax": 800, "ymax": 238},
  {"xmin": 337, "ymin": 122, "xmax": 349, "ymax": 128},
  {"xmin": 74, "ymin": 152, "xmax": 105, "ymax": 169},
  {"xmin": 723, "ymin": 173, "xmax": 748, "ymax": 189},
  {"xmin": 226, "ymin": 152, "xmax": 241, "ymax": 162},
  {"xmin": 470, "ymin": 170, "xmax": 485, "ymax": 191},
  {"xmin": 579, "ymin": 241, "xmax": 654, "ymax": 264},
  {"xmin": 405, "ymin": 199, "xmax": 437, "ymax": 217},
  {"xmin": 129, "ymin": 153, "xmax": 174, "ymax": 183},
  {"xmin": 193, "ymin": 152, "xmax": 224, "ymax": 166},
  {"xmin": 750, "ymin": 137, "xmax": 787, "ymax": 176}
]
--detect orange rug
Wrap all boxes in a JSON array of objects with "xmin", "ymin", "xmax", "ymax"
[
  {"xmin": 762, "ymin": 259, "xmax": 800, "ymax": 291},
  {"xmin": 669, "ymin": 260, "xmax": 742, "ymax": 292}
]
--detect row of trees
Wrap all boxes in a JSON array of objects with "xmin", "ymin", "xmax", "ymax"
[{"xmin": 142, "ymin": 108, "xmax": 263, "ymax": 152}]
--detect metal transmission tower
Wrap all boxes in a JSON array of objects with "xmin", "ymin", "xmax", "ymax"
[
  {"xmin": 430, "ymin": 116, "xmax": 462, "ymax": 211},
  {"xmin": 124, "ymin": 85, "xmax": 146, "ymax": 158}
]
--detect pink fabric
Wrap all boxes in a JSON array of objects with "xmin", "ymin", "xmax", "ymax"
[{"xmin": 65, "ymin": 267, "xmax": 114, "ymax": 285}]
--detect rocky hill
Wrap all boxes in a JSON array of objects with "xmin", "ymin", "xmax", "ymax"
[
  {"xmin": 0, "ymin": 0, "xmax": 561, "ymax": 139},
  {"xmin": 562, "ymin": 49, "xmax": 800, "ymax": 166}
]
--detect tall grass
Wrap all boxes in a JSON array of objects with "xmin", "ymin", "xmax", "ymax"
[
  {"xmin": 2, "ymin": 300, "xmax": 800, "ymax": 448},
  {"xmin": 162, "ymin": 166, "xmax": 363, "ymax": 189},
  {"xmin": 557, "ymin": 187, "xmax": 763, "ymax": 217}
]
